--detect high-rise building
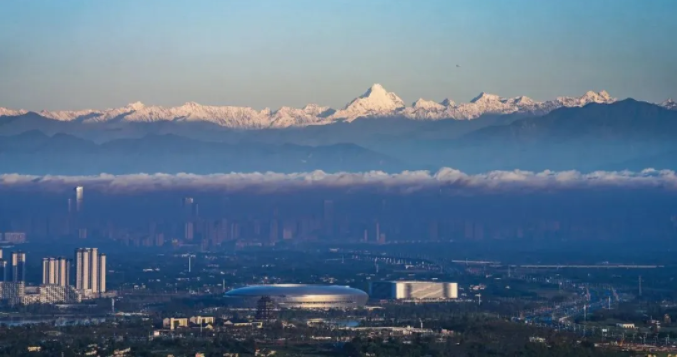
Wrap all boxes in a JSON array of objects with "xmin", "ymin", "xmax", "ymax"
[
  {"xmin": 184, "ymin": 222, "xmax": 194, "ymax": 241},
  {"xmin": 375, "ymin": 221, "xmax": 380, "ymax": 243},
  {"xmin": 74, "ymin": 186, "xmax": 84, "ymax": 212},
  {"xmin": 0, "ymin": 260, "xmax": 8, "ymax": 282},
  {"xmin": 58, "ymin": 257, "xmax": 69, "ymax": 286},
  {"xmin": 90, "ymin": 248, "xmax": 99, "ymax": 293},
  {"xmin": 74, "ymin": 248, "xmax": 106, "ymax": 295},
  {"xmin": 11, "ymin": 251, "xmax": 26, "ymax": 282},
  {"xmin": 269, "ymin": 219, "xmax": 279, "ymax": 244},
  {"xmin": 183, "ymin": 197, "xmax": 197, "ymax": 218},
  {"xmin": 99, "ymin": 254, "xmax": 106, "ymax": 293},
  {"xmin": 42, "ymin": 258, "xmax": 51, "ymax": 285},
  {"xmin": 42, "ymin": 257, "xmax": 69, "ymax": 286},
  {"xmin": 75, "ymin": 248, "xmax": 90, "ymax": 290}
]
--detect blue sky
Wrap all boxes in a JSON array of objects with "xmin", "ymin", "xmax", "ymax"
[{"xmin": 1, "ymin": 0, "xmax": 675, "ymax": 110}]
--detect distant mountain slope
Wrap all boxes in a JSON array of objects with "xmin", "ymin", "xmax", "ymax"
[
  {"xmin": 603, "ymin": 150, "xmax": 677, "ymax": 172},
  {"xmin": 464, "ymin": 99, "xmax": 677, "ymax": 142},
  {"xmin": 422, "ymin": 99, "xmax": 677, "ymax": 173},
  {"xmin": 0, "ymin": 132, "xmax": 417, "ymax": 175}
]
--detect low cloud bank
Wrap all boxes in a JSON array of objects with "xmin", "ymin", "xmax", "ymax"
[{"xmin": 1, "ymin": 168, "xmax": 677, "ymax": 194}]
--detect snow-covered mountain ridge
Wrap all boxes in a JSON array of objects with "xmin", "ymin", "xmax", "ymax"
[{"xmin": 1, "ymin": 84, "xmax": 674, "ymax": 129}]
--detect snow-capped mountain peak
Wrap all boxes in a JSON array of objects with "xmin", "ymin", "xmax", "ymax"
[
  {"xmin": 331, "ymin": 84, "xmax": 406, "ymax": 121},
  {"xmin": 412, "ymin": 98, "xmax": 445, "ymax": 110},
  {"xmin": 127, "ymin": 101, "xmax": 146, "ymax": 110},
  {"xmin": 598, "ymin": 90, "xmax": 612, "ymax": 100},
  {"xmin": 470, "ymin": 92, "xmax": 503, "ymax": 103},
  {"xmin": 362, "ymin": 83, "xmax": 387, "ymax": 97},
  {"xmin": 505, "ymin": 96, "xmax": 536, "ymax": 106},
  {"xmin": 580, "ymin": 90, "xmax": 612, "ymax": 103},
  {"xmin": 181, "ymin": 101, "xmax": 201, "ymax": 108},
  {"xmin": 441, "ymin": 98, "xmax": 456, "ymax": 107},
  {"xmin": 0, "ymin": 107, "xmax": 28, "ymax": 117},
  {"xmin": 554, "ymin": 90, "xmax": 616, "ymax": 108},
  {"xmin": 660, "ymin": 99, "xmax": 676, "ymax": 110}
]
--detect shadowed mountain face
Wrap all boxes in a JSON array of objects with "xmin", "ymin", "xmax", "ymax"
[
  {"xmin": 1, "ymin": 99, "xmax": 676, "ymax": 175},
  {"xmin": 429, "ymin": 99, "xmax": 677, "ymax": 172},
  {"xmin": 0, "ymin": 132, "xmax": 416, "ymax": 175}
]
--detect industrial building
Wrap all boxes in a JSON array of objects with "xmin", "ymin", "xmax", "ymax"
[
  {"xmin": 224, "ymin": 284, "xmax": 368, "ymax": 309},
  {"xmin": 369, "ymin": 281, "xmax": 458, "ymax": 301}
]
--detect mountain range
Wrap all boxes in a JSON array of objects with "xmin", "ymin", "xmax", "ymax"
[
  {"xmin": 2, "ymin": 87, "xmax": 677, "ymax": 176},
  {"xmin": 5, "ymin": 84, "xmax": 675, "ymax": 129}
]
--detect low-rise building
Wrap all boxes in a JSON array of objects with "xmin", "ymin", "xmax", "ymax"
[
  {"xmin": 369, "ymin": 281, "xmax": 458, "ymax": 300},
  {"xmin": 163, "ymin": 318, "xmax": 189, "ymax": 330},
  {"xmin": 189, "ymin": 316, "xmax": 215, "ymax": 326}
]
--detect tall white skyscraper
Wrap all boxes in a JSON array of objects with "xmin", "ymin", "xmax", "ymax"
[
  {"xmin": 58, "ymin": 258, "xmax": 69, "ymax": 286},
  {"xmin": 90, "ymin": 248, "xmax": 99, "ymax": 293},
  {"xmin": 75, "ymin": 248, "xmax": 106, "ymax": 295},
  {"xmin": 99, "ymin": 254, "xmax": 106, "ymax": 293},
  {"xmin": 74, "ymin": 186, "xmax": 84, "ymax": 212}
]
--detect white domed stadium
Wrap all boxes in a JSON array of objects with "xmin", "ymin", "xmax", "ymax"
[{"xmin": 224, "ymin": 284, "xmax": 369, "ymax": 309}]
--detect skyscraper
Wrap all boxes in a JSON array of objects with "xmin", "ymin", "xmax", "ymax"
[
  {"xmin": 42, "ymin": 258, "xmax": 51, "ymax": 285},
  {"xmin": 11, "ymin": 251, "xmax": 26, "ymax": 282},
  {"xmin": 183, "ymin": 197, "xmax": 197, "ymax": 241},
  {"xmin": 0, "ymin": 260, "xmax": 8, "ymax": 282},
  {"xmin": 90, "ymin": 248, "xmax": 99, "ymax": 293},
  {"xmin": 74, "ymin": 248, "xmax": 106, "ymax": 295},
  {"xmin": 184, "ymin": 222, "xmax": 194, "ymax": 241},
  {"xmin": 269, "ymin": 219, "xmax": 279, "ymax": 244},
  {"xmin": 58, "ymin": 257, "xmax": 69, "ymax": 287},
  {"xmin": 75, "ymin": 248, "xmax": 90, "ymax": 290},
  {"xmin": 99, "ymin": 254, "xmax": 106, "ymax": 293},
  {"xmin": 183, "ymin": 197, "xmax": 196, "ymax": 217},
  {"xmin": 42, "ymin": 257, "xmax": 70, "ymax": 287},
  {"xmin": 74, "ymin": 186, "xmax": 84, "ymax": 212}
]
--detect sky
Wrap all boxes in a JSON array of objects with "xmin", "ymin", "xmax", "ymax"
[{"xmin": 1, "ymin": 0, "xmax": 676, "ymax": 111}]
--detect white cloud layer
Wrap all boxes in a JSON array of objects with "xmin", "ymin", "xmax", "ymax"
[{"xmin": 1, "ymin": 168, "xmax": 677, "ymax": 194}]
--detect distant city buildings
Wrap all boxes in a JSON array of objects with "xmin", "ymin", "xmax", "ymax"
[
  {"xmin": 2, "ymin": 193, "xmax": 677, "ymax": 248},
  {"xmin": 0, "ymin": 251, "xmax": 86, "ymax": 305},
  {"xmin": 0, "ymin": 232, "xmax": 27, "ymax": 244}
]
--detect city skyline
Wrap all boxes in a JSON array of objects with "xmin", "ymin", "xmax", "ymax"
[{"xmin": 1, "ymin": 0, "xmax": 676, "ymax": 111}]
